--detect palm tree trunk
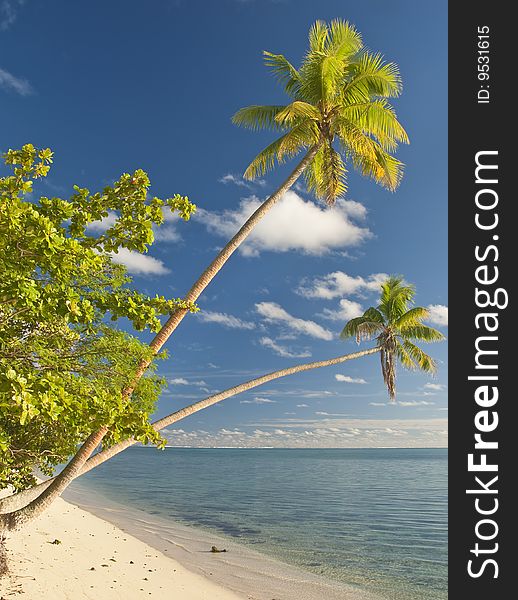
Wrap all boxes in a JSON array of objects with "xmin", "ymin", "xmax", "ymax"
[
  {"xmin": 0, "ymin": 147, "xmax": 320, "ymax": 527},
  {"xmin": 127, "ymin": 143, "xmax": 322, "ymax": 387},
  {"xmin": 0, "ymin": 347, "xmax": 379, "ymax": 513},
  {"xmin": 0, "ymin": 427, "xmax": 107, "ymax": 536}
]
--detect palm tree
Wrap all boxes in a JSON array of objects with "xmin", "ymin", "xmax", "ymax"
[
  {"xmin": 233, "ymin": 19, "xmax": 409, "ymax": 203},
  {"xmin": 340, "ymin": 276, "xmax": 445, "ymax": 400},
  {"xmin": 0, "ymin": 20, "xmax": 409, "ymax": 532},
  {"xmin": 129, "ymin": 18, "xmax": 409, "ymax": 384}
]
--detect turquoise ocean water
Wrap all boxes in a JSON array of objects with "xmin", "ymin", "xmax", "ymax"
[{"xmin": 74, "ymin": 447, "xmax": 447, "ymax": 599}]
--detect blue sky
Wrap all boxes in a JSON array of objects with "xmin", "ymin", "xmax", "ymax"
[{"xmin": 1, "ymin": 0, "xmax": 448, "ymax": 447}]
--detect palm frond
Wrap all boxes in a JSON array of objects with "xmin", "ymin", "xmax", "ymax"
[
  {"xmin": 380, "ymin": 346, "xmax": 397, "ymax": 400},
  {"xmin": 402, "ymin": 340, "xmax": 437, "ymax": 373},
  {"xmin": 263, "ymin": 52, "xmax": 302, "ymax": 97},
  {"xmin": 339, "ymin": 99, "xmax": 409, "ymax": 151},
  {"xmin": 393, "ymin": 307, "xmax": 430, "ymax": 329},
  {"xmin": 336, "ymin": 120, "xmax": 405, "ymax": 191},
  {"xmin": 340, "ymin": 315, "xmax": 384, "ymax": 343},
  {"xmin": 299, "ymin": 53, "xmax": 345, "ymax": 104},
  {"xmin": 304, "ymin": 142, "xmax": 347, "ymax": 204},
  {"xmin": 400, "ymin": 325, "xmax": 446, "ymax": 343},
  {"xmin": 327, "ymin": 19, "xmax": 363, "ymax": 59},
  {"xmin": 243, "ymin": 122, "xmax": 317, "ymax": 180},
  {"xmin": 344, "ymin": 51, "xmax": 403, "ymax": 99},
  {"xmin": 275, "ymin": 101, "xmax": 320, "ymax": 126},
  {"xmin": 308, "ymin": 20, "xmax": 328, "ymax": 53},
  {"xmin": 396, "ymin": 341, "xmax": 418, "ymax": 371},
  {"xmin": 232, "ymin": 105, "xmax": 289, "ymax": 132}
]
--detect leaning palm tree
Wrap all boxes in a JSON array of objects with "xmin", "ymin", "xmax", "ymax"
[
  {"xmin": 0, "ymin": 21, "xmax": 409, "ymax": 534},
  {"xmin": 341, "ymin": 276, "xmax": 445, "ymax": 400},
  {"xmin": 133, "ymin": 18, "xmax": 409, "ymax": 380}
]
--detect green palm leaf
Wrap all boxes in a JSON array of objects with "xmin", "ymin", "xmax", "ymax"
[
  {"xmin": 400, "ymin": 325, "xmax": 445, "ymax": 343},
  {"xmin": 232, "ymin": 105, "xmax": 288, "ymax": 132},
  {"xmin": 263, "ymin": 52, "xmax": 302, "ymax": 97}
]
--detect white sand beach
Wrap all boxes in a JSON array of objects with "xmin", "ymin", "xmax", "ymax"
[
  {"xmin": 0, "ymin": 485, "xmax": 381, "ymax": 600},
  {"xmin": 0, "ymin": 494, "xmax": 244, "ymax": 600}
]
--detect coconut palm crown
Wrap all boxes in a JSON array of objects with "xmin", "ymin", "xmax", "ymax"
[
  {"xmin": 232, "ymin": 19, "xmax": 409, "ymax": 204},
  {"xmin": 340, "ymin": 277, "xmax": 445, "ymax": 400}
]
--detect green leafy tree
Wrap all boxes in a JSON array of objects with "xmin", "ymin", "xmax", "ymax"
[
  {"xmin": 0, "ymin": 145, "xmax": 196, "ymax": 529},
  {"xmin": 340, "ymin": 276, "xmax": 445, "ymax": 399}
]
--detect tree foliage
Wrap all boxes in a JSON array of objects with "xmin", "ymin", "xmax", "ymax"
[
  {"xmin": 233, "ymin": 19, "xmax": 409, "ymax": 204},
  {"xmin": 0, "ymin": 144, "xmax": 197, "ymax": 490},
  {"xmin": 341, "ymin": 276, "xmax": 445, "ymax": 400}
]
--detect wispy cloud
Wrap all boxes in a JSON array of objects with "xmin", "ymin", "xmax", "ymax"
[
  {"xmin": 256, "ymin": 302, "xmax": 333, "ymax": 341},
  {"xmin": 218, "ymin": 173, "xmax": 266, "ymax": 188},
  {"xmin": 0, "ymin": 66, "xmax": 32, "ymax": 95},
  {"xmin": 297, "ymin": 271, "xmax": 388, "ymax": 300},
  {"xmin": 197, "ymin": 310, "xmax": 255, "ymax": 330},
  {"xmin": 109, "ymin": 248, "xmax": 170, "ymax": 275},
  {"xmin": 426, "ymin": 304, "xmax": 448, "ymax": 327},
  {"xmin": 259, "ymin": 337, "xmax": 311, "ymax": 359},
  {"xmin": 424, "ymin": 382, "xmax": 447, "ymax": 391},
  {"xmin": 370, "ymin": 400, "xmax": 436, "ymax": 407},
  {"xmin": 169, "ymin": 378, "xmax": 189, "ymax": 385},
  {"xmin": 240, "ymin": 397, "xmax": 276, "ymax": 404},
  {"xmin": 335, "ymin": 374, "xmax": 367, "ymax": 384},
  {"xmin": 197, "ymin": 192, "xmax": 371, "ymax": 257},
  {"xmin": 398, "ymin": 400, "xmax": 436, "ymax": 407},
  {"xmin": 0, "ymin": 0, "xmax": 25, "ymax": 31},
  {"xmin": 162, "ymin": 417, "xmax": 448, "ymax": 448}
]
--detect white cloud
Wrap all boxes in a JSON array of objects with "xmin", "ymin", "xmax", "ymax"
[
  {"xmin": 259, "ymin": 337, "xmax": 311, "ymax": 359},
  {"xmin": 0, "ymin": 66, "xmax": 32, "ymax": 95},
  {"xmin": 197, "ymin": 191, "xmax": 371, "ymax": 257},
  {"xmin": 218, "ymin": 173, "xmax": 267, "ymax": 188},
  {"xmin": 335, "ymin": 374, "xmax": 367, "ymax": 384},
  {"xmin": 0, "ymin": 0, "xmax": 24, "ymax": 31},
  {"xmin": 169, "ymin": 378, "xmax": 189, "ymax": 385},
  {"xmin": 240, "ymin": 397, "xmax": 277, "ymax": 404},
  {"xmin": 256, "ymin": 302, "xmax": 333, "ymax": 341},
  {"xmin": 197, "ymin": 310, "xmax": 255, "ymax": 330},
  {"xmin": 319, "ymin": 298, "xmax": 364, "ymax": 321},
  {"xmin": 298, "ymin": 271, "xmax": 388, "ymax": 300},
  {"xmin": 427, "ymin": 304, "xmax": 448, "ymax": 327},
  {"xmin": 398, "ymin": 400, "xmax": 436, "ymax": 407},
  {"xmin": 219, "ymin": 173, "xmax": 250, "ymax": 187},
  {"xmin": 109, "ymin": 248, "xmax": 170, "ymax": 275},
  {"xmin": 162, "ymin": 417, "xmax": 448, "ymax": 448},
  {"xmin": 424, "ymin": 383, "xmax": 447, "ymax": 391}
]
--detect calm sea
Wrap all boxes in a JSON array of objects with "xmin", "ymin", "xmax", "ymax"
[{"xmin": 74, "ymin": 447, "xmax": 447, "ymax": 599}]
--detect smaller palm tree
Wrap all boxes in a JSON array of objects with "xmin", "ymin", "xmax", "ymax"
[{"xmin": 340, "ymin": 276, "xmax": 445, "ymax": 400}]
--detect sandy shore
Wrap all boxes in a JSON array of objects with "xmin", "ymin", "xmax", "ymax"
[{"xmin": 0, "ymin": 494, "xmax": 244, "ymax": 600}]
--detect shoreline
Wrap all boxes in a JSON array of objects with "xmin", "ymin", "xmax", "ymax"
[
  {"xmin": 1, "ymin": 484, "xmax": 381, "ymax": 600},
  {"xmin": 63, "ymin": 481, "xmax": 381, "ymax": 600},
  {"xmin": 0, "ymin": 490, "xmax": 244, "ymax": 600}
]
